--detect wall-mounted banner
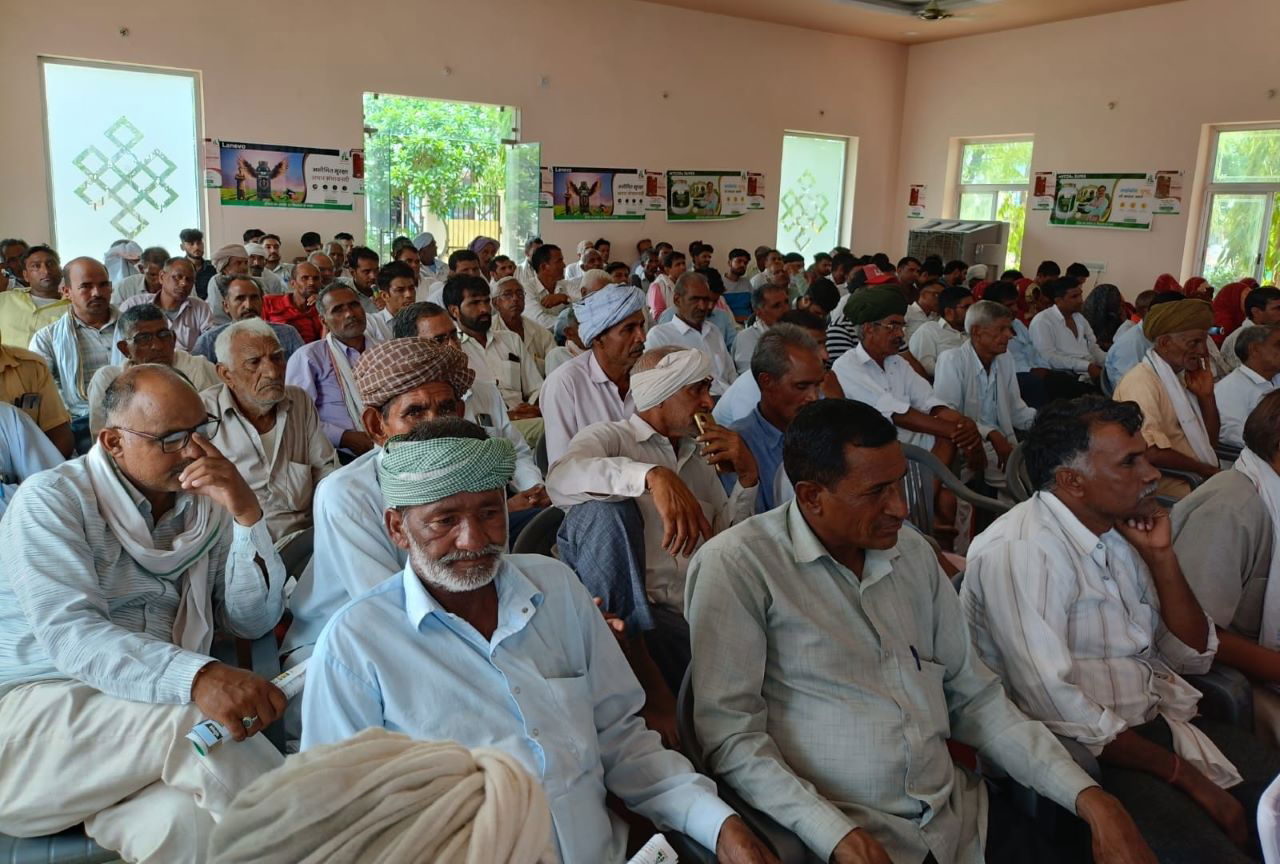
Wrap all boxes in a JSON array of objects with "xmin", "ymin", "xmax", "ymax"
[
  {"xmin": 1031, "ymin": 172, "xmax": 1056, "ymax": 211},
  {"xmin": 747, "ymin": 172, "xmax": 766, "ymax": 211},
  {"xmin": 667, "ymin": 170, "xmax": 748, "ymax": 220},
  {"xmin": 907, "ymin": 184, "xmax": 927, "ymax": 219},
  {"xmin": 1153, "ymin": 169, "xmax": 1183, "ymax": 215},
  {"xmin": 538, "ymin": 166, "xmax": 554, "ymax": 209},
  {"xmin": 204, "ymin": 139, "xmax": 359, "ymax": 209},
  {"xmin": 1050, "ymin": 172, "xmax": 1153, "ymax": 230},
  {"xmin": 645, "ymin": 170, "xmax": 667, "ymax": 211},
  {"xmin": 552, "ymin": 166, "xmax": 646, "ymax": 220}
]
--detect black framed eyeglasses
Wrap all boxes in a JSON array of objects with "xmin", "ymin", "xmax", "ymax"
[{"xmin": 116, "ymin": 414, "xmax": 221, "ymax": 453}]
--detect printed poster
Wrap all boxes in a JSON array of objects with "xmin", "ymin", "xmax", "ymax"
[
  {"xmin": 747, "ymin": 172, "xmax": 766, "ymax": 211},
  {"xmin": 1050, "ymin": 172, "xmax": 1153, "ymax": 230},
  {"xmin": 666, "ymin": 170, "xmax": 748, "ymax": 221},
  {"xmin": 1154, "ymin": 169, "xmax": 1184, "ymax": 215},
  {"xmin": 645, "ymin": 170, "xmax": 667, "ymax": 211},
  {"xmin": 908, "ymin": 184, "xmax": 927, "ymax": 219},
  {"xmin": 1031, "ymin": 172, "xmax": 1056, "ymax": 211},
  {"xmin": 538, "ymin": 166, "xmax": 553, "ymax": 209},
  {"xmin": 204, "ymin": 139, "xmax": 358, "ymax": 210},
  {"xmin": 552, "ymin": 166, "xmax": 646, "ymax": 220}
]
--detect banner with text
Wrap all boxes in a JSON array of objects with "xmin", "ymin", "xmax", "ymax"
[
  {"xmin": 204, "ymin": 139, "xmax": 360, "ymax": 209},
  {"xmin": 666, "ymin": 170, "xmax": 748, "ymax": 221},
  {"xmin": 552, "ymin": 166, "xmax": 646, "ymax": 220},
  {"xmin": 1050, "ymin": 172, "xmax": 1153, "ymax": 230}
]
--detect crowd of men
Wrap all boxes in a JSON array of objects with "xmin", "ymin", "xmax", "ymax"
[{"xmin": 0, "ymin": 225, "xmax": 1279, "ymax": 863}]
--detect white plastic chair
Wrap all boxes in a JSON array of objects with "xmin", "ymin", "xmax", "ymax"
[{"xmin": 1259, "ymin": 771, "xmax": 1280, "ymax": 863}]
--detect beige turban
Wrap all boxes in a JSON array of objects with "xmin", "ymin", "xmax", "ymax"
[
  {"xmin": 1143, "ymin": 298, "xmax": 1213, "ymax": 339},
  {"xmin": 208, "ymin": 728, "xmax": 555, "ymax": 864},
  {"xmin": 212, "ymin": 243, "xmax": 248, "ymax": 273},
  {"xmin": 355, "ymin": 337, "xmax": 475, "ymax": 409},
  {"xmin": 631, "ymin": 348, "xmax": 713, "ymax": 411}
]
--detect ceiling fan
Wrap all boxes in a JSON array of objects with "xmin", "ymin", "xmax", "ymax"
[
  {"xmin": 839, "ymin": 0, "xmax": 989, "ymax": 22},
  {"xmin": 916, "ymin": 0, "xmax": 953, "ymax": 20}
]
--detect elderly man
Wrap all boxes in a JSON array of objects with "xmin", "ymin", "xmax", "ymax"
[
  {"xmin": 300, "ymin": 419, "xmax": 776, "ymax": 864},
  {"xmin": 242, "ymin": 241, "xmax": 285, "ymax": 294},
  {"xmin": 1114, "ymin": 298, "xmax": 1220, "ymax": 498},
  {"xmin": 0, "ymin": 245, "xmax": 70, "ymax": 347},
  {"xmin": 282, "ymin": 336, "xmax": 545, "ymax": 667},
  {"xmin": 524, "ymin": 243, "xmax": 577, "ymax": 330},
  {"xmin": 732, "ymin": 282, "xmax": 790, "ymax": 374},
  {"xmin": 1222, "ymin": 286, "xmax": 1280, "ymax": 373},
  {"xmin": 191, "ymin": 276, "xmax": 304, "ymax": 364},
  {"xmin": 934, "ymin": 299, "xmax": 1038, "ymax": 487},
  {"xmin": 204, "ymin": 319, "xmax": 336, "ymax": 543},
  {"xmin": 204, "ymin": 243, "xmax": 257, "ymax": 326},
  {"xmin": 645, "ymin": 272, "xmax": 737, "ymax": 395},
  {"xmin": 541, "ymin": 282, "xmax": 647, "ymax": 464},
  {"xmin": 178, "ymin": 227, "xmax": 216, "ymax": 299},
  {"xmin": 88, "ymin": 305, "xmax": 220, "ymax": 435},
  {"xmin": 30, "ymin": 257, "xmax": 119, "ymax": 452},
  {"xmin": 547, "ymin": 347, "xmax": 757, "ymax": 691},
  {"xmin": 492, "ymin": 274, "xmax": 555, "ymax": 375},
  {"xmin": 748, "ymin": 249, "xmax": 782, "ymax": 290},
  {"xmin": 688, "ymin": 398, "xmax": 1154, "ymax": 864},
  {"xmin": 963, "ymin": 396, "xmax": 1280, "ymax": 863},
  {"xmin": 563, "ymin": 238, "xmax": 594, "ymax": 282},
  {"xmin": 262, "ymin": 261, "xmax": 323, "ymax": 343},
  {"xmin": 1215, "ymin": 324, "xmax": 1280, "ymax": 447},
  {"xmin": 1029, "ymin": 276, "xmax": 1107, "ymax": 383},
  {"xmin": 118, "ymin": 257, "xmax": 213, "ymax": 353},
  {"xmin": 1104, "ymin": 291, "xmax": 1188, "ymax": 387},
  {"xmin": 0, "ymin": 401, "xmax": 63, "ymax": 519},
  {"xmin": 0, "ymin": 364, "xmax": 287, "ymax": 863},
  {"xmin": 111, "ymin": 246, "xmax": 170, "ymax": 305},
  {"xmin": 631, "ymin": 248, "xmax": 661, "ymax": 296},
  {"xmin": 715, "ymin": 309, "xmax": 840, "ymax": 426},
  {"xmin": 414, "ymin": 231, "xmax": 446, "ymax": 281},
  {"xmin": 909, "ymin": 286, "xmax": 975, "ymax": 378},
  {"xmin": 0, "ymin": 238, "xmax": 27, "ymax": 289},
  {"xmin": 284, "ymin": 284, "xmax": 377, "ymax": 460}
]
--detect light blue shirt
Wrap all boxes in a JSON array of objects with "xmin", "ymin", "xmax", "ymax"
[
  {"xmin": 1105, "ymin": 324, "xmax": 1152, "ymax": 391},
  {"xmin": 1006, "ymin": 318, "xmax": 1042, "ymax": 374},
  {"xmin": 302, "ymin": 557, "xmax": 735, "ymax": 862},
  {"xmin": 0, "ymin": 402, "xmax": 63, "ymax": 519},
  {"xmin": 729, "ymin": 406, "xmax": 785, "ymax": 513},
  {"xmin": 192, "ymin": 320, "xmax": 305, "ymax": 365},
  {"xmin": 712, "ymin": 372, "xmax": 761, "ymax": 426}
]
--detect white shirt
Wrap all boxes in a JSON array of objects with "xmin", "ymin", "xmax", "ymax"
[
  {"xmin": 545, "ymin": 414, "xmax": 755, "ymax": 613},
  {"xmin": 1215, "ymin": 363, "xmax": 1279, "ymax": 447},
  {"xmin": 933, "ymin": 343, "xmax": 1035, "ymax": 440},
  {"xmin": 524, "ymin": 277, "xmax": 579, "ymax": 330},
  {"xmin": 87, "ymin": 351, "xmax": 221, "ymax": 435},
  {"xmin": 459, "ymin": 329, "xmax": 543, "ymax": 410},
  {"xmin": 540, "ymin": 350, "xmax": 635, "ymax": 465},
  {"xmin": 1220, "ymin": 320, "xmax": 1256, "ymax": 373},
  {"xmin": 644, "ymin": 317, "xmax": 737, "ymax": 396},
  {"xmin": 1029, "ymin": 305, "xmax": 1106, "ymax": 374},
  {"xmin": 907, "ymin": 319, "xmax": 967, "ymax": 377},
  {"xmin": 903, "ymin": 302, "xmax": 936, "ymax": 341},
  {"xmin": 564, "ymin": 260, "xmax": 586, "ymax": 282},
  {"xmin": 711, "ymin": 371, "xmax": 761, "ymax": 427},
  {"xmin": 962, "ymin": 492, "xmax": 1218, "ymax": 755},
  {"xmin": 544, "ymin": 343, "xmax": 584, "ymax": 376},
  {"xmin": 732, "ymin": 321, "xmax": 767, "ymax": 374},
  {"xmin": 493, "ymin": 314, "xmax": 556, "ymax": 376},
  {"xmin": 832, "ymin": 343, "xmax": 943, "ymax": 424},
  {"xmin": 0, "ymin": 402, "xmax": 63, "ymax": 520}
]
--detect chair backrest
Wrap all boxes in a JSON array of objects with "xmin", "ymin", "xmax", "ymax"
[
  {"xmin": 1004, "ymin": 442, "xmax": 1033, "ymax": 503},
  {"xmin": 535, "ymin": 435, "xmax": 549, "ymax": 476},
  {"xmin": 1260, "ymin": 772, "xmax": 1280, "ymax": 864},
  {"xmin": 511, "ymin": 506, "xmax": 564, "ymax": 556},
  {"xmin": 277, "ymin": 526, "xmax": 315, "ymax": 580},
  {"xmin": 899, "ymin": 444, "xmax": 1011, "ymax": 536}
]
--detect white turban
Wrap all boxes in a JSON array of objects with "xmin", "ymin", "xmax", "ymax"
[
  {"xmin": 244, "ymin": 242, "xmax": 267, "ymax": 258},
  {"xmin": 576, "ymin": 239, "xmax": 593, "ymax": 256},
  {"xmin": 574, "ymin": 283, "xmax": 644, "ymax": 346},
  {"xmin": 631, "ymin": 349, "xmax": 712, "ymax": 412},
  {"xmin": 104, "ymin": 240, "xmax": 142, "ymax": 282},
  {"xmin": 413, "ymin": 232, "xmax": 436, "ymax": 250}
]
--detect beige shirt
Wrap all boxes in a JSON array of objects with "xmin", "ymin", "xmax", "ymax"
[
  {"xmin": 545, "ymin": 413, "xmax": 755, "ymax": 612},
  {"xmin": 1113, "ymin": 360, "xmax": 1203, "ymax": 498},
  {"xmin": 459, "ymin": 329, "xmax": 544, "ymax": 410},
  {"xmin": 202, "ymin": 384, "xmax": 337, "ymax": 541},
  {"xmin": 87, "ymin": 350, "xmax": 221, "ymax": 435},
  {"xmin": 493, "ymin": 314, "xmax": 556, "ymax": 376}
]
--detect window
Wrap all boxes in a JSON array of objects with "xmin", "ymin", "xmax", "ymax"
[
  {"xmin": 40, "ymin": 59, "xmax": 202, "ymax": 260},
  {"xmin": 955, "ymin": 138, "xmax": 1033, "ymax": 271},
  {"xmin": 1199, "ymin": 127, "xmax": 1280, "ymax": 285},
  {"xmin": 776, "ymin": 133, "xmax": 848, "ymax": 255}
]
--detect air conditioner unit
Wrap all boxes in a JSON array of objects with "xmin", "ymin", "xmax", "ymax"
[{"xmin": 907, "ymin": 220, "xmax": 1008, "ymax": 270}]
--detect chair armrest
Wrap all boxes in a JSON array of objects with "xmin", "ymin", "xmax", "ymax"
[
  {"xmin": 1185, "ymin": 663, "xmax": 1254, "ymax": 731},
  {"xmin": 902, "ymin": 444, "xmax": 1011, "ymax": 516},
  {"xmin": 666, "ymin": 832, "xmax": 716, "ymax": 863},
  {"xmin": 1159, "ymin": 467, "xmax": 1206, "ymax": 490}
]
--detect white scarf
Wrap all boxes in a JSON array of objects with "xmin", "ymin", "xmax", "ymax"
[
  {"xmin": 84, "ymin": 444, "xmax": 229, "ymax": 653},
  {"xmin": 1236, "ymin": 448, "xmax": 1280, "ymax": 655},
  {"xmin": 325, "ymin": 334, "xmax": 366, "ymax": 432},
  {"xmin": 1145, "ymin": 349, "xmax": 1216, "ymax": 465}
]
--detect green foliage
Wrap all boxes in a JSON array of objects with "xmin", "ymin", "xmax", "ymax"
[
  {"xmin": 1214, "ymin": 130, "xmax": 1280, "ymax": 183},
  {"xmin": 960, "ymin": 140, "xmax": 1033, "ymax": 186},
  {"xmin": 1204, "ymin": 131, "xmax": 1280, "ymax": 285},
  {"xmin": 996, "ymin": 190, "xmax": 1026, "ymax": 272}
]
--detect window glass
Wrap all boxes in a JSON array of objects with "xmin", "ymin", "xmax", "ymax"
[{"xmin": 776, "ymin": 133, "xmax": 847, "ymax": 254}]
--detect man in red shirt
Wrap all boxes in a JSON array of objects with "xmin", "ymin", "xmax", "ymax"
[{"xmin": 263, "ymin": 262, "xmax": 323, "ymax": 342}]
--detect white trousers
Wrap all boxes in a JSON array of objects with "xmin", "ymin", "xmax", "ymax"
[{"xmin": 0, "ymin": 679, "xmax": 283, "ymax": 863}]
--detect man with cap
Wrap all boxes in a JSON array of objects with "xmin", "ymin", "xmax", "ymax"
[
  {"xmin": 242, "ymin": 242, "xmax": 285, "ymax": 295},
  {"xmin": 541, "ymin": 282, "xmax": 648, "ymax": 465},
  {"xmin": 546, "ymin": 347, "xmax": 758, "ymax": 692},
  {"xmin": 1114, "ymin": 298, "xmax": 1221, "ymax": 499},
  {"xmin": 492, "ymin": 274, "xmax": 555, "ymax": 375},
  {"xmin": 414, "ymin": 232, "xmax": 445, "ymax": 281},
  {"xmin": 644, "ymin": 272, "xmax": 737, "ymax": 396},
  {"xmin": 191, "ymin": 276, "xmax": 305, "ymax": 365},
  {"xmin": 301, "ymin": 417, "xmax": 779, "ymax": 864},
  {"xmin": 205, "ymin": 244, "xmax": 266, "ymax": 327},
  {"xmin": 282, "ymin": 336, "xmax": 543, "ymax": 666},
  {"xmin": 564, "ymin": 239, "xmax": 593, "ymax": 283}
]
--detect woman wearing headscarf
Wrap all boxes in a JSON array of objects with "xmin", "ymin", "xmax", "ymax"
[
  {"xmin": 103, "ymin": 239, "xmax": 142, "ymax": 283},
  {"xmin": 1211, "ymin": 280, "xmax": 1253, "ymax": 344},
  {"xmin": 1081, "ymin": 283, "xmax": 1126, "ymax": 349},
  {"xmin": 1183, "ymin": 275, "xmax": 1213, "ymax": 301},
  {"xmin": 1153, "ymin": 272, "xmax": 1183, "ymax": 296},
  {"xmin": 469, "ymin": 236, "xmax": 499, "ymax": 277}
]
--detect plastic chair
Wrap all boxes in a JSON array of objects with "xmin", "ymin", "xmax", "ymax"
[
  {"xmin": 1003, "ymin": 442, "xmax": 1034, "ymax": 503},
  {"xmin": 277, "ymin": 526, "xmax": 315, "ymax": 581},
  {"xmin": 1185, "ymin": 663, "xmax": 1254, "ymax": 731},
  {"xmin": 1217, "ymin": 441, "xmax": 1243, "ymax": 466},
  {"xmin": 900, "ymin": 444, "xmax": 1011, "ymax": 535},
  {"xmin": 676, "ymin": 671, "xmax": 822, "ymax": 863},
  {"xmin": 535, "ymin": 434, "xmax": 549, "ymax": 476},
  {"xmin": 1258, "ymin": 771, "xmax": 1280, "ymax": 864},
  {"xmin": 511, "ymin": 506, "xmax": 565, "ymax": 556}
]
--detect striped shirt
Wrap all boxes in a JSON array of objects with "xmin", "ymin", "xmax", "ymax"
[
  {"xmin": 961, "ymin": 491, "xmax": 1216, "ymax": 752},
  {"xmin": 824, "ymin": 319, "xmax": 859, "ymax": 367},
  {"xmin": 0, "ymin": 455, "xmax": 284, "ymax": 703}
]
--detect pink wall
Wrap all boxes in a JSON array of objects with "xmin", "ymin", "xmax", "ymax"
[
  {"xmin": 896, "ymin": 0, "xmax": 1280, "ymax": 296},
  {"xmin": 0, "ymin": 0, "xmax": 906, "ymax": 265}
]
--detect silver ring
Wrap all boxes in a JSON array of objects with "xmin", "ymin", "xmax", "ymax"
[{"xmin": 241, "ymin": 715, "xmax": 258, "ymax": 730}]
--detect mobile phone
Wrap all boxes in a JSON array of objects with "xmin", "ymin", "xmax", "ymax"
[{"xmin": 693, "ymin": 412, "xmax": 714, "ymax": 435}]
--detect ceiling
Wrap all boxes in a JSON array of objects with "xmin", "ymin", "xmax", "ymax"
[{"xmin": 639, "ymin": 0, "xmax": 1185, "ymax": 44}]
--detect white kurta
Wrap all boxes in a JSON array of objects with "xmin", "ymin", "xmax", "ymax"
[
  {"xmin": 908, "ymin": 319, "xmax": 968, "ymax": 377},
  {"xmin": 832, "ymin": 343, "xmax": 943, "ymax": 448},
  {"xmin": 644, "ymin": 317, "xmax": 737, "ymax": 396},
  {"xmin": 1029, "ymin": 305, "xmax": 1106, "ymax": 374},
  {"xmin": 540, "ymin": 350, "xmax": 636, "ymax": 466}
]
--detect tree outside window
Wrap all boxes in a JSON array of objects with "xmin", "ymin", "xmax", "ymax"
[
  {"xmin": 955, "ymin": 139, "xmax": 1033, "ymax": 272},
  {"xmin": 1200, "ymin": 128, "xmax": 1280, "ymax": 286}
]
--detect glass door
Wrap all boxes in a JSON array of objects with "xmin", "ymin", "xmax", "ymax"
[
  {"xmin": 502, "ymin": 142, "xmax": 541, "ymax": 258},
  {"xmin": 1202, "ymin": 192, "xmax": 1271, "ymax": 285}
]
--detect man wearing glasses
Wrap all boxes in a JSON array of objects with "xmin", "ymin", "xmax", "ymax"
[
  {"xmin": 87, "ymin": 304, "xmax": 221, "ymax": 436},
  {"xmin": 0, "ymin": 363, "xmax": 288, "ymax": 863}
]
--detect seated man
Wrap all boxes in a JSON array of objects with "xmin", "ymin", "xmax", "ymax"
[
  {"xmin": 0, "ymin": 365, "xmax": 286, "ymax": 863},
  {"xmin": 492, "ymin": 274, "xmax": 555, "ymax": 375},
  {"xmin": 0, "ymin": 401, "xmax": 64, "ymax": 519},
  {"xmin": 1222, "ymin": 287, "xmax": 1280, "ymax": 373},
  {"xmin": 1173, "ymin": 391, "xmax": 1280, "ymax": 746},
  {"xmin": 715, "ymin": 308, "xmax": 840, "ymax": 426},
  {"xmin": 118, "ymin": 257, "xmax": 213, "ymax": 353},
  {"xmin": 668, "ymin": 266, "xmax": 749, "ymax": 354},
  {"xmin": 242, "ymin": 241, "xmax": 286, "ymax": 295},
  {"xmin": 191, "ymin": 275, "xmax": 304, "ymax": 364},
  {"xmin": 903, "ymin": 277, "xmax": 942, "ymax": 340},
  {"xmin": 204, "ymin": 319, "xmax": 337, "ymax": 543},
  {"xmin": 908, "ymin": 285, "xmax": 974, "ymax": 378},
  {"xmin": 731, "ymin": 282, "xmax": 789, "ymax": 374},
  {"xmin": 541, "ymin": 282, "xmax": 648, "ymax": 464},
  {"xmin": 204, "ymin": 243, "xmax": 257, "ymax": 326},
  {"xmin": 1113, "ymin": 298, "xmax": 1220, "ymax": 498},
  {"xmin": 282, "ymin": 335, "xmax": 545, "ymax": 666},
  {"xmin": 368, "ymin": 260, "xmax": 419, "ymax": 333},
  {"xmin": 0, "ymin": 329, "xmax": 75, "ymax": 457},
  {"xmin": 0, "ymin": 245, "xmax": 70, "ymax": 348},
  {"xmin": 963, "ymin": 396, "xmax": 1280, "ymax": 863},
  {"xmin": 1029, "ymin": 276, "xmax": 1106, "ymax": 386},
  {"xmin": 728, "ymin": 323, "xmax": 825, "ymax": 512},
  {"xmin": 301, "ymin": 420, "xmax": 775, "ymax": 864},
  {"xmin": 546, "ymin": 347, "xmax": 757, "ymax": 691},
  {"xmin": 28, "ymin": 256, "xmax": 117, "ymax": 453},
  {"xmin": 645, "ymin": 272, "xmax": 737, "ymax": 395},
  {"xmin": 688, "ymin": 398, "xmax": 1153, "ymax": 864},
  {"xmin": 1105, "ymin": 290, "xmax": 1187, "ymax": 388},
  {"xmin": 422, "ymin": 248, "xmax": 483, "ymax": 306},
  {"xmin": 524, "ymin": 243, "xmax": 578, "ymax": 330},
  {"xmin": 111, "ymin": 245, "xmax": 169, "ymax": 306},
  {"xmin": 285, "ymin": 284, "xmax": 378, "ymax": 460},
  {"xmin": 1216, "ymin": 323, "xmax": 1280, "ymax": 447},
  {"xmin": 934, "ymin": 299, "xmax": 1037, "ymax": 488},
  {"xmin": 262, "ymin": 262, "xmax": 323, "ymax": 343}
]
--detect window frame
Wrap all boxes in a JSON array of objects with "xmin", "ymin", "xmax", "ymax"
[
  {"xmin": 1195, "ymin": 123, "xmax": 1280, "ymax": 284},
  {"xmin": 775, "ymin": 130, "xmax": 852, "ymax": 255},
  {"xmin": 953, "ymin": 136, "xmax": 1034, "ymax": 270}
]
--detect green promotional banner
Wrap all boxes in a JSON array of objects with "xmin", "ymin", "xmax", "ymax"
[
  {"xmin": 666, "ymin": 170, "xmax": 748, "ymax": 221},
  {"xmin": 204, "ymin": 139, "xmax": 361, "ymax": 210},
  {"xmin": 1050, "ymin": 172, "xmax": 1153, "ymax": 230},
  {"xmin": 551, "ymin": 166, "xmax": 646, "ymax": 220}
]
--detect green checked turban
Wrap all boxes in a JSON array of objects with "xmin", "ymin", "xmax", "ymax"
[{"xmin": 378, "ymin": 435, "xmax": 516, "ymax": 508}]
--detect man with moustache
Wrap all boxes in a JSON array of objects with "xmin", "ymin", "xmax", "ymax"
[
  {"xmin": 263, "ymin": 262, "xmax": 324, "ymax": 343},
  {"xmin": 118, "ymin": 258, "xmax": 213, "ymax": 353},
  {"xmin": 191, "ymin": 276, "xmax": 304, "ymax": 365},
  {"xmin": 0, "ymin": 245, "xmax": 70, "ymax": 347}
]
